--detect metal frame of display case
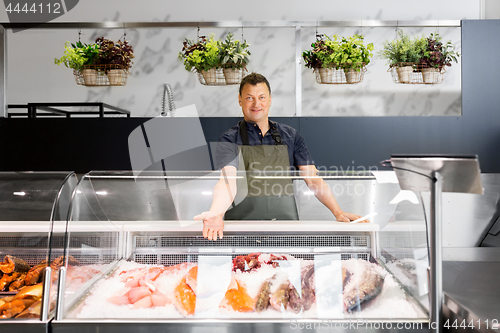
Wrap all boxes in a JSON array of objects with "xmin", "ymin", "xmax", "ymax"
[
  {"xmin": 0, "ymin": 171, "xmax": 78, "ymax": 333},
  {"xmin": 53, "ymin": 227, "xmax": 434, "ymax": 333},
  {"xmin": 48, "ymin": 171, "xmax": 434, "ymax": 333},
  {"xmin": 0, "ymin": 20, "xmax": 461, "ymax": 119},
  {"xmin": 390, "ymin": 155, "xmax": 482, "ymax": 333}
]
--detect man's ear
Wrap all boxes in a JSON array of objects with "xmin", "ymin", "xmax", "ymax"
[{"xmin": 238, "ymin": 94, "xmax": 242, "ymax": 107}]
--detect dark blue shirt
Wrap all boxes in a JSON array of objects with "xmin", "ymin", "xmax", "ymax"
[{"xmin": 214, "ymin": 120, "xmax": 315, "ymax": 170}]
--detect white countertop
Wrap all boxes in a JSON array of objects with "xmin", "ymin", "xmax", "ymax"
[{"xmin": 0, "ymin": 219, "xmax": 380, "ymax": 234}]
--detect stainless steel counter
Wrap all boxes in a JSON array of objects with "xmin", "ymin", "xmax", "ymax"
[
  {"xmin": 443, "ymin": 248, "xmax": 500, "ymax": 333},
  {"xmin": 443, "ymin": 247, "xmax": 500, "ymax": 262}
]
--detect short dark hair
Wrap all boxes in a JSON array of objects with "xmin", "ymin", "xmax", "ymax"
[{"xmin": 239, "ymin": 72, "xmax": 271, "ymax": 96}]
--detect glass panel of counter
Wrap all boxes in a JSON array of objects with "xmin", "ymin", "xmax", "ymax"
[
  {"xmin": 0, "ymin": 171, "xmax": 77, "ymax": 326},
  {"xmin": 54, "ymin": 170, "xmax": 429, "ymax": 326}
]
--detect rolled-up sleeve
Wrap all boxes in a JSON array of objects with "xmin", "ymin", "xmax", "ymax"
[
  {"xmin": 214, "ymin": 133, "xmax": 239, "ymax": 170},
  {"xmin": 293, "ymin": 132, "xmax": 315, "ymax": 167}
]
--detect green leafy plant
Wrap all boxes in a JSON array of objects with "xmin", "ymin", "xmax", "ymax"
[
  {"xmin": 54, "ymin": 41, "xmax": 99, "ymax": 71},
  {"xmin": 178, "ymin": 34, "xmax": 221, "ymax": 72},
  {"xmin": 94, "ymin": 37, "xmax": 135, "ymax": 72},
  {"xmin": 302, "ymin": 34, "xmax": 373, "ymax": 72},
  {"xmin": 336, "ymin": 34, "xmax": 374, "ymax": 72},
  {"xmin": 419, "ymin": 32, "xmax": 460, "ymax": 70},
  {"xmin": 378, "ymin": 30, "xmax": 428, "ymax": 66},
  {"xmin": 219, "ymin": 32, "xmax": 250, "ymax": 69},
  {"xmin": 302, "ymin": 34, "xmax": 340, "ymax": 69}
]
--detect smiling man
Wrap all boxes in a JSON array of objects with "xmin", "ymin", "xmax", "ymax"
[{"xmin": 194, "ymin": 73, "xmax": 366, "ymax": 240}]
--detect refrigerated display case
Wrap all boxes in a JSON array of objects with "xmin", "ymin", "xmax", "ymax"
[
  {"xmin": 52, "ymin": 170, "xmax": 432, "ymax": 332},
  {"xmin": 0, "ymin": 171, "xmax": 78, "ymax": 333}
]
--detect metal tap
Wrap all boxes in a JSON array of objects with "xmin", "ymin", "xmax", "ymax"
[{"xmin": 161, "ymin": 83, "xmax": 176, "ymax": 117}]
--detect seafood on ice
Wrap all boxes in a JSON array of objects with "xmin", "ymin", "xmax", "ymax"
[
  {"xmin": 343, "ymin": 259, "xmax": 385, "ymax": 312},
  {"xmin": 87, "ymin": 254, "xmax": 390, "ymax": 318},
  {"xmin": 254, "ymin": 268, "xmax": 314, "ymax": 314},
  {"xmin": 0, "ymin": 254, "xmax": 101, "ymax": 320},
  {"xmin": 107, "ymin": 278, "xmax": 171, "ymax": 309},
  {"xmin": 0, "ymin": 255, "xmax": 85, "ymax": 293}
]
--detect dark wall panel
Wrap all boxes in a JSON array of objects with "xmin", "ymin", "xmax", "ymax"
[{"xmin": 1, "ymin": 20, "xmax": 500, "ymax": 174}]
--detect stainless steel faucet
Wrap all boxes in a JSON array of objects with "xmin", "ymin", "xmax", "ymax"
[{"xmin": 161, "ymin": 83, "xmax": 176, "ymax": 117}]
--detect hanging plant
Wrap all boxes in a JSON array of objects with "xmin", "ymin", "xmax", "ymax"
[
  {"xmin": 418, "ymin": 32, "xmax": 460, "ymax": 84},
  {"xmin": 302, "ymin": 34, "xmax": 373, "ymax": 84},
  {"xmin": 178, "ymin": 34, "xmax": 221, "ymax": 72},
  {"xmin": 379, "ymin": 30, "xmax": 458, "ymax": 84},
  {"xmin": 179, "ymin": 33, "xmax": 250, "ymax": 85},
  {"xmin": 219, "ymin": 32, "xmax": 251, "ymax": 84},
  {"xmin": 55, "ymin": 37, "xmax": 134, "ymax": 86},
  {"xmin": 378, "ymin": 30, "xmax": 427, "ymax": 67},
  {"xmin": 54, "ymin": 41, "xmax": 99, "ymax": 71},
  {"xmin": 178, "ymin": 34, "xmax": 221, "ymax": 85},
  {"xmin": 219, "ymin": 32, "xmax": 251, "ymax": 69},
  {"xmin": 94, "ymin": 37, "xmax": 135, "ymax": 72}
]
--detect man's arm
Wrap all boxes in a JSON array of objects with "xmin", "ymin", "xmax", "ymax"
[
  {"xmin": 298, "ymin": 164, "xmax": 367, "ymax": 222},
  {"xmin": 193, "ymin": 166, "xmax": 237, "ymax": 240}
]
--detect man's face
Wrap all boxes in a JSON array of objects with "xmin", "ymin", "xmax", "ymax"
[{"xmin": 238, "ymin": 82, "xmax": 271, "ymax": 124}]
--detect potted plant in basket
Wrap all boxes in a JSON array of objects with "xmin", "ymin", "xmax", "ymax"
[
  {"xmin": 419, "ymin": 32, "xmax": 460, "ymax": 84},
  {"xmin": 219, "ymin": 32, "xmax": 251, "ymax": 84},
  {"xmin": 302, "ymin": 34, "xmax": 340, "ymax": 83},
  {"xmin": 302, "ymin": 34, "xmax": 373, "ymax": 84},
  {"xmin": 178, "ymin": 34, "xmax": 221, "ymax": 84},
  {"xmin": 336, "ymin": 34, "xmax": 374, "ymax": 83},
  {"xmin": 378, "ymin": 30, "xmax": 427, "ymax": 83},
  {"xmin": 54, "ymin": 41, "xmax": 100, "ymax": 85},
  {"xmin": 94, "ymin": 37, "xmax": 134, "ymax": 85}
]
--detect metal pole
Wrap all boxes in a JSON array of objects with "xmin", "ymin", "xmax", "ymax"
[
  {"xmin": 0, "ymin": 25, "xmax": 6, "ymax": 118},
  {"xmin": 0, "ymin": 20, "xmax": 462, "ymax": 29},
  {"xmin": 55, "ymin": 266, "xmax": 67, "ymax": 320},
  {"xmin": 295, "ymin": 25, "xmax": 301, "ymax": 117},
  {"xmin": 430, "ymin": 171, "xmax": 443, "ymax": 332},
  {"xmin": 40, "ymin": 266, "xmax": 52, "ymax": 321}
]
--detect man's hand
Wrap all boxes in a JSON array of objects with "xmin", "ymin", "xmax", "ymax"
[
  {"xmin": 334, "ymin": 211, "xmax": 369, "ymax": 223},
  {"xmin": 194, "ymin": 211, "xmax": 224, "ymax": 241}
]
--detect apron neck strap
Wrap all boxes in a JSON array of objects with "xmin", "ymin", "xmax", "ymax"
[
  {"xmin": 239, "ymin": 120, "xmax": 283, "ymax": 145},
  {"xmin": 239, "ymin": 120, "xmax": 251, "ymax": 145}
]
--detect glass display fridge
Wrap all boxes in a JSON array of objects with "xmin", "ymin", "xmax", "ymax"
[
  {"xmin": 0, "ymin": 171, "xmax": 78, "ymax": 333},
  {"xmin": 51, "ymin": 170, "xmax": 432, "ymax": 332}
]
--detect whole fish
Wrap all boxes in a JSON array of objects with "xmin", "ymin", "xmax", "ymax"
[
  {"xmin": 269, "ymin": 282, "xmax": 289, "ymax": 311},
  {"xmin": 255, "ymin": 278, "xmax": 272, "ymax": 312},
  {"xmin": 343, "ymin": 265, "xmax": 384, "ymax": 312},
  {"xmin": 301, "ymin": 264, "xmax": 315, "ymax": 311},
  {"xmin": 287, "ymin": 283, "xmax": 302, "ymax": 313},
  {"xmin": 342, "ymin": 267, "xmax": 351, "ymax": 288},
  {"xmin": 257, "ymin": 274, "xmax": 303, "ymax": 313}
]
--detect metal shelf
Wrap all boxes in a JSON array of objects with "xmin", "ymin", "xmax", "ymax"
[
  {"xmin": 7, "ymin": 102, "xmax": 130, "ymax": 118},
  {"xmin": 0, "ymin": 20, "xmax": 461, "ymax": 29},
  {"xmin": 0, "ymin": 20, "xmax": 462, "ymax": 118}
]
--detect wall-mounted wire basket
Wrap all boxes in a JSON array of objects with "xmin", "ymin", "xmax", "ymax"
[
  {"xmin": 389, "ymin": 62, "xmax": 446, "ymax": 85},
  {"xmin": 197, "ymin": 66, "xmax": 248, "ymax": 86},
  {"xmin": 73, "ymin": 64, "xmax": 129, "ymax": 86},
  {"xmin": 314, "ymin": 63, "xmax": 367, "ymax": 85}
]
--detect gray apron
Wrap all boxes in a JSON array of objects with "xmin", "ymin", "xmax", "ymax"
[{"xmin": 224, "ymin": 120, "xmax": 299, "ymax": 220}]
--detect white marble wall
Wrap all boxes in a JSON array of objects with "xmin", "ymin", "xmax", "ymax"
[{"xmin": 3, "ymin": 0, "xmax": 479, "ymax": 117}]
